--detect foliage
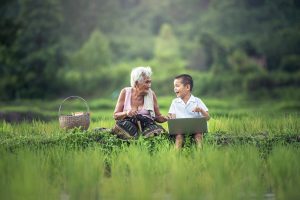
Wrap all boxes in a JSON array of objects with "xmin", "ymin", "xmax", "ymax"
[
  {"xmin": 0, "ymin": 134, "xmax": 300, "ymax": 199},
  {"xmin": 1, "ymin": 97, "xmax": 299, "ymax": 150},
  {"xmin": 243, "ymin": 71, "xmax": 300, "ymax": 99},
  {"xmin": 1, "ymin": 0, "xmax": 300, "ymax": 99},
  {"xmin": 62, "ymin": 65, "xmax": 130, "ymax": 97},
  {"xmin": 0, "ymin": 97, "xmax": 299, "ymax": 198},
  {"xmin": 198, "ymin": 0, "xmax": 300, "ymax": 70},
  {"xmin": 152, "ymin": 23, "xmax": 184, "ymax": 73},
  {"xmin": 0, "ymin": 0, "xmax": 64, "ymax": 100},
  {"xmin": 227, "ymin": 49, "xmax": 266, "ymax": 74},
  {"xmin": 154, "ymin": 24, "xmax": 180, "ymax": 62},
  {"xmin": 69, "ymin": 29, "xmax": 111, "ymax": 70},
  {"xmin": 280, "ymin": 54, "xmax": 300, "ymax": 73},
  {"xmin": 198, "ymin": 32, "xmax": 230, "ymax": 73}
]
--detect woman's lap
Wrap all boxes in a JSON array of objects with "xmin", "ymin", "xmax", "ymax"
[{"xmin": 112, "ymin": 115, "xmax": 165, "ymax": 139}]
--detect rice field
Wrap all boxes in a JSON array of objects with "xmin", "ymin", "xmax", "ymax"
[{"xmin": 0, "ymin": 97, "xmax": 299, "ymax": 199}]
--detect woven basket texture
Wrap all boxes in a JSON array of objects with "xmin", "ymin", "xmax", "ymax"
[
  {"xmin": 59, "ymin": 113, "xmax": 90, "ymax": 130},
  {"xmin": 58, "ymin": 96, "xmax": 90, "ymax": 130}
]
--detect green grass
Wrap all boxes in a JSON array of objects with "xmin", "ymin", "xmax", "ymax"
[
  {"xmin": 0, "ymin": 144, "xmax": 299, "ymax": 199},
  {"xmin": 1, "ymin": 111, "xmax": 298, "ymax": 143},
  {"xmin": 0, "ymin": 97, "xmax": 299, "ymax": 199}
]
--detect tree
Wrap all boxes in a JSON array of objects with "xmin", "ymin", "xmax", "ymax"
[
  {"xmin": 199, "ymin": 33, "xmax": 230, "ymax": 74},
  {"xmin": 9, "ymin": 0, "xmax": 64, "ymax": 99},
  {"xmin": 0, "ymin": 0, "xmax": 19, "ymax": 100},
  {"xmin": 69, "ymin": 29, "xmax": 111, "ymax": 70},
  {"xmin": 154, "ymin": 24, "xmax": 181, "ymax": 62},
  {"xmin": 154, "ymin": 24, "xmax": 180, "ymax": 60},
  {"xmin": 153, "ymin": 23, "xmax": 185, "ymax": 73},
  {"xmin": 197, "ymin": 0, "xmax": 300, "ymax": 71}
]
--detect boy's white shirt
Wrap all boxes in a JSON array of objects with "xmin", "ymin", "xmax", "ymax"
[{"xmin": 168, "ymin": 94, "xmax": 208, "ymax": 118}]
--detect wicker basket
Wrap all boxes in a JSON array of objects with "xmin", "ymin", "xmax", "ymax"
[{"xmin": 58, "ymin": 96, "xmax": 90, "ymax": 130}]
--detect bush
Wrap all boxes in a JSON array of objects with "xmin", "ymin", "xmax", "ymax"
[
  {"xmin": 280, "ymin": 55, "xmax": 300, "ymax": 73},
  {"xmin": 227, "ymin": 49, "xmax": 265, "ymax": 74},
  {"xmin": 63, "ymin": 67, "xmax": 130, "ymax": 98},
  {"xmin": 191, "ymin": 72, "xmax": 245, "ymax": 97},
  {"xmin": 244, "ymin": 73, "xmax": 275, "ymax": 92},
  {"xmin": 69, "ymin": 29, "xmax": 111, "ymax": 70},
  {"xmin": 244, "ymin": 72, "xmax": 300, "ymax": 99}
]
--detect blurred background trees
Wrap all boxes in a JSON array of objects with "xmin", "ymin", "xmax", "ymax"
[{"xmin": 0, "ymin": 0, "xmax": 299, "ymax": 100}]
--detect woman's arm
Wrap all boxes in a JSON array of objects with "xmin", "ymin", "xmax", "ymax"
[
  {"xmin": 113, "ymin": 89, "xmax": 128, "ymax": 120},
  {"xmin": 152, "ymin": 91, "xmax": 167, "ymax": 123}
]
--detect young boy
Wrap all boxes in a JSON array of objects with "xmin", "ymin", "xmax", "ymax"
[{"xmin": 168, "ymin": 74, "xmax": 210, "ymax": 149}]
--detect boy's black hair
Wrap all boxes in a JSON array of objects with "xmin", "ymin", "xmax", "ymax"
[{"xmin": 175, "ymin": 74, "xmax": 193, "ymax": 91}]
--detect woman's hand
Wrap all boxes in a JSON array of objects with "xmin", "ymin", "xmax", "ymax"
[
  {"xmin": 155, "ymin": 115, "xmax": 168, "ymax": 123},
  {"xmin": 167, "ymin": 113, "xmax": 176, "ymax": 119},
  {"xmin": 126, "ymin": 109, "xmax": 138, "ymax": 117}
]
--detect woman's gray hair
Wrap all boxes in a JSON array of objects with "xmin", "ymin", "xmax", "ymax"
[{"xmin": 130, "ymin": 66, "xmax": 152, "ymax": 87}]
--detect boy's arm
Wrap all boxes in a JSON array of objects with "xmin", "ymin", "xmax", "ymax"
[
  {"xmin": 193, "ymin": 98, "xmax": 210, "ymax": 120},
  {"xmin": 192, "ymin": 107, "xmax": 210, "ymax": 120}
]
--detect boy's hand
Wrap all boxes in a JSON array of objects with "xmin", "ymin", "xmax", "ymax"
[
  {"xmin": 193, "ymin": 106, "xmax": 210, "ymax": 120},
  {"xmin": 192, "ymin": 106, "xmax": 203, "ymax": 113}
]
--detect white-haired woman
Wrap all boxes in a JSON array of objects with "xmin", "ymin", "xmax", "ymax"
[{"xmin": 113, "ymin": 66, "xmax": 167, "ymax": 139}]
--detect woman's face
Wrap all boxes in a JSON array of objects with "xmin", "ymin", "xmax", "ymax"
[
  {"xmin": 174, "ymin": 78, "xmax": 190, "ymax": 99},
  {"xmin": 136, "ymin": 76, "xmax": 152, "ymax": 95}
]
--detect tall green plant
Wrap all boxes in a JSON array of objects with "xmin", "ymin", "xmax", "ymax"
[
  {"xmin": 153, "ymin": 23, "xmax": 184, "ymax": 72},
  {"xmin": 154, "ymin": 23, "xmax": 180, "ymax": 61},
  {"xmin": 69, "ymin": 29, "xmax": 111, "ymax": 70}
]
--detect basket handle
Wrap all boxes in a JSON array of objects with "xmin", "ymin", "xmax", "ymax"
[{"xmin": 58, "ymin": 96, "xmax": 90, "ymax": 116}]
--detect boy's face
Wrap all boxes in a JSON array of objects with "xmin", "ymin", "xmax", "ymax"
[{"xmin": 173, "ymin": 78, "xmax": 190, "ymax": 99}]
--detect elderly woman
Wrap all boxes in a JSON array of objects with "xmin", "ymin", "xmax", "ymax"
[{"xmin": 113, "ymin": 66, "xmax": 167, "ymax": 139}]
